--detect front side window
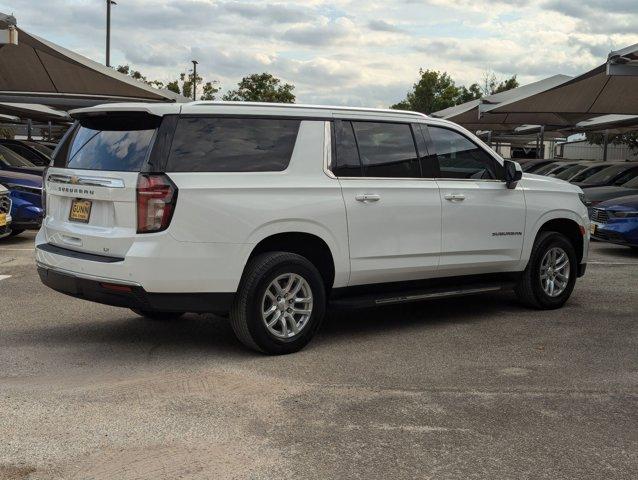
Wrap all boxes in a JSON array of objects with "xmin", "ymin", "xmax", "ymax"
[
  {"xmin": 352, "ymin": 122, "xmax": 420, "ymax": 178},
  {"xmin": 167, "ymin": 117, "xmax": 300, "ymax": 172},
  {"xmin": 428, "ymin": 126, "xmax": 502, "ymax": 180}
]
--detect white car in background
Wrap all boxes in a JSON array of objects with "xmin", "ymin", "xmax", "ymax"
[{"xmin": 36, "ymin": 102, "xmax": 589, "ymax": 354}]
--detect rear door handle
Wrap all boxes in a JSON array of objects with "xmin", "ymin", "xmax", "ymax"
[
  {"xmin": 444, "ymin": 193, "xmax": 465, "ymax": 202},
  {"xmin": 355, "ymin": 194, "xmax": 380, "ymax": 203}
]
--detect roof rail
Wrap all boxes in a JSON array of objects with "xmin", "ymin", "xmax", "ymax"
[{"xmin": 188, "ymin": 101, "xmax": 428, "ymax": 118}]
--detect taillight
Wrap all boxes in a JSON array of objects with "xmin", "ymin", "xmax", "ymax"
[{"xmin": 136, "ymin": 174, "xmax": 178, "ymax": 234}]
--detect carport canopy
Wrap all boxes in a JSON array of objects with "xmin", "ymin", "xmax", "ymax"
[
  {"xmin": 431, "ymin": 75, "xmax": 573, "ymax": 131},
  {"xmin": 480, "ymin": 43, "xmax": 638, "ymax": 119},
  {"xmin": 0, "ymin": 18, "xmax": 188, "ymax": 109},
  {"xmin": 0, "ymin": 102, "xmax": 70, "ymax": 123}
]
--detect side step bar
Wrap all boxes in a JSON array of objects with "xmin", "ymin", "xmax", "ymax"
[{"xmin": 329, "ymin": 282, "xmax": 514, "ymax": 309}]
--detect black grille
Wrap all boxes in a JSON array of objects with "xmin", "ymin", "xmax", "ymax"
[
  {"xmin": 0, "ymin": 194, "xmax": 10, "ymax": 214},
  {"xmin": 591, "ymin": 208, "xmax": 609, "ymax": 223}
]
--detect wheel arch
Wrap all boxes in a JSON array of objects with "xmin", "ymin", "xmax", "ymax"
[
  {"xmin": 524, "ymin": 212, "xmax": 586, "ymax": 267},
  {"xmin": 244, "ymin": 229, "xmax": 342, "ymax": 291}
]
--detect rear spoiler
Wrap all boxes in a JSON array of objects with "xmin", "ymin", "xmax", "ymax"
[{"xmin": 69, "ymin": 103, "xmax": 181, "ymax": 120}]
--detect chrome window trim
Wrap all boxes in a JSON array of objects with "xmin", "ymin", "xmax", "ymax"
[
  {"xmin": 47, "ymin": 174, "xmax": 125, "ymax": 188},
  {"xmin": 323, "ymin": 121, "xmax": 337, "ymax": 179}
]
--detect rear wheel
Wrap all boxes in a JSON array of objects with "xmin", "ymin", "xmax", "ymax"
[
  {"xmin": 9, "ymin": 229, "xmax": 24, "ymax": 237},
  {"xmin": 131, "ymin": 309, "xmax": 184, "ymax": 321},
  {"xmin": 230, "ymin": 252, "xmax": 326, "ymax": 354},
  {"xmin": 515, "ymin": 231, "xmax": 577, "ymax": 309}
]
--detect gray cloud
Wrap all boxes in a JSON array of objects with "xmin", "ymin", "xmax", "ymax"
[{"xmin": 368, "ymin": 20, "xmax": 403, "ymax": 33}]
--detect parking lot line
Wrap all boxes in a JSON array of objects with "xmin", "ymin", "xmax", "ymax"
[
  {"xmin": 0, "ymin": 275, "xmax": 11, "ymax": 281},
  {"xmin": 0, "ymin": 248, "xmax": 35, "ymax": 251}
]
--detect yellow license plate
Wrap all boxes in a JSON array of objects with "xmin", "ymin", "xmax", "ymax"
[
  {"xmin": 69, "ymin": 199, "xmax": 92, "ymax": 223},
  {"xmin": 0, "ymin": 213, "xmax": 5, "ymax": 227},
  {"xmin": 590, "ymin": 223, "xmax": 597, "ymax": 235}
]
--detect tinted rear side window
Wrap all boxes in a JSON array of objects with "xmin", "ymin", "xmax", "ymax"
[
  {"xmin": 333, "ymin": 120, "xmax": 362, "ymax": 177},
  {"xmin": 167, "ymin": 117, "xmax": 301, "ymax": 172},
  {"xmin": 352, "ymin": 122, "xmax": 420, "ymax": 178}
]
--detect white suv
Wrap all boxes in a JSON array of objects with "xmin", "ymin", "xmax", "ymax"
[{"xmin": 37, "ymin": 102, "xmax": 589, "ymax": 354}]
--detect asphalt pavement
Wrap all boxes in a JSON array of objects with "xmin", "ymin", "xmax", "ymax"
[{"xmin": 0, "ymin": 232, "xmax": 636, "ymax": 479}]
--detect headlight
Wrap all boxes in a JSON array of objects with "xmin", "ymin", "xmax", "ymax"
[{"xmin": 610, "ymin": 210, "xmax": 638, "ymax": 218}]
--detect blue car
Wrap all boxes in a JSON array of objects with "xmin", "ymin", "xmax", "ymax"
[
  {"xmin": 0, "ymin": 169, "xmax": 43, "ymax": 236},
  {"xmin": 590, "ymin": 194, "xmax": 638, "ymax": 249}
]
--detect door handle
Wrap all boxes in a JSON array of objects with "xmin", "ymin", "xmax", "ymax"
[
  {"xmin": 444, "ymin": 193, "xmax": 465, "ymax": 202},
  {"xmin": 355, "ymin": 194, "xmax": 380, "ymax": 203}
]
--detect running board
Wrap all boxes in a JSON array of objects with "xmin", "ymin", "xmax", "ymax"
[{"xmin": 329, "ymin": 282, "xmax": 513, "ymax": 309}]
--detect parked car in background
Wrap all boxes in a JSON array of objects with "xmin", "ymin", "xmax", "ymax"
[
  {"xmin": 0, "ymin": 145, "xmax": 44, "ymax": 176},
  {"xmin": 521, "ymin": 159, "xmax": 557, "ymax": 173},
  {"xmin": 590, "ymin": 195, "xmax": 638, "ymax": 249},
  {"xmin": 23, "ymin": 140, "xmax": 54, "ymax": 157},
  {"xmin": 0, "ymin": 183, "xmax": 12, "ymax": 239},
  {"xmin": 583, "ymin": 175, "xmax": 638, "ymax": 212},
  {"xmin": 0, "ymin": 169, "xmax": 43, "ymax": 236},
  {"xmin": 0, "ymin": 139, "xmax": 51, "ymax": 166},
  {"xmin": 555, "ymin": 162, "xmax": 608, "ymax": 182},
  {"xmin": 573, "ymin": 162, "xmax": 638, "ymax": 189},
  {"xmin": 534, "ymin": 161, "xmax": 580, "ymax": 177}
]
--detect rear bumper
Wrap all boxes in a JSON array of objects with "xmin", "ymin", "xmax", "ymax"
[{"xmin": 37, "ymin": 265, "xmax": 234, "ymax": 314}]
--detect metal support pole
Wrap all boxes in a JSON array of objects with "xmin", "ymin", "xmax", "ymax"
[
  {"xmin": 47, "ymin": 121, "xmax": 52, "ymax": 141},
  {"xmin": 191, "ymin": 60, "xmax": 198, "ymax": 101},
  {"xmin": 538, "ymin": 125, "xmax": 545, "ymax": 159},
  {"xmin": 486, "ymin": 130, "xmax": 492, "ymax": 148},
  {"xmin": 27, "ymin": 118, "xmax": 32, "ymax": 141},
  {"xmin": 603, "ymin": 131, "xmax": 609, "ymax": 161},
  {"xmin": 106, "ymin": 0, "xmax": 112, "ymax": 67}
]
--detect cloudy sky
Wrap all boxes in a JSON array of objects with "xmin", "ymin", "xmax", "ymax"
[{"xmin": 1, "ymin": 0, "xmax": 636, "ymax": 106}]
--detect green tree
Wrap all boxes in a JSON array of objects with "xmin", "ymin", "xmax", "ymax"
[
  {"xmin": 116, "ymin": 64, "xmax": 219, "ymax": 100},
  {"xmin": 586, "ymin": 132, "xmax": 638, "ymax": 152},
  {"xmin": 222, "ymin": 73, "xmax": 295, "ymax": 103},
  {"xmin": 0, "ymin": 126, "xmax": 14, "ymax": 139},
  {"xmin": 391, "ymin": 69, "xmax": 460, "ymax": 114},
  {"xmin": 493, "ymin": 75, "xmax": 519, "ymax": 94},
  {"xmin": 457, "ymin": 83, "xmax": 482, "ymax": 103}
]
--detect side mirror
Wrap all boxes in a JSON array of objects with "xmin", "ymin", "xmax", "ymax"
[{"xmin": 504, "ymin": 160, "xmax": 522, "ymax": 189}]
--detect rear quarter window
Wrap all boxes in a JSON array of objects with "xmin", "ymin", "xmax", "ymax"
[{"xmin": 166, "ymin": 117, "xmax": 301, "ymax": 172}]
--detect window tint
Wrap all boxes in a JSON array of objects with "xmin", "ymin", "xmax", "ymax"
[
  {"xmin": 570, "ymin": 165, "xmax": 606, "ymax": 183},
  {"xmin": 65, "ymin": 127, "xmax": 155, "ymax": 171},
  {"xmin": 333, "ymin": 120, "xmax": 362, "ymax": 177},
  {"xmin": 429, "ymin": 126, "xmax": 502, "ymax": 180},
  {"xmin": 168, "ymin": 117, "xmax": 300, "ymax": 172},
  {"xmin": 352, "ymin": 122, "xmax": 420, "ymax": 178}
]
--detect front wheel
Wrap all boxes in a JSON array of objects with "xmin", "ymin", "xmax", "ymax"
[
  {"xmin": 515, "ymin": 231, "xmax": 577, "ymax": 309},
  {"xmin": 230, "ymin": 252, "xmax": 326, "ymax": 354}
]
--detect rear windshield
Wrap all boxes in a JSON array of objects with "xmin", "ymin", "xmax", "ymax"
[
  {"xmin": 54, "ymin": 115, "xmax": 160, "ymax": 171},
  {"xmin": 0, "ymin": 145, "xmax": 36, "ymax": 167},
  {"xmin": 166, "ymin": 117, "xmax": 301, "ymax": 172}
]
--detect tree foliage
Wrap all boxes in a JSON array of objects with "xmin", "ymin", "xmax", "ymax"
[
  {"xmin": 222, "ymin": 73, "xmax": 295, "ymax": 103},
  {"xmin": 391, "ymin": 69, "xmax": 519, "ymax": 114},
  {"xmin": 586, "ymin": 132, "xmax": 638, "ymax": 152}
]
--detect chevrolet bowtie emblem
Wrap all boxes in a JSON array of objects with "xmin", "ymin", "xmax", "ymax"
[{"xmin": 70, "ymin": 176, "xmax": 79, "ymax": 185}]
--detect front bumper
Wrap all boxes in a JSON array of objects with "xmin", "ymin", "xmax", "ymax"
[
  {"xmin": 37, "ymin": 264, "xmax": 234, "ymax": 314},
  {"xmin": 591, "ymin": 221, "xmax": 638, "ymax": 248}
]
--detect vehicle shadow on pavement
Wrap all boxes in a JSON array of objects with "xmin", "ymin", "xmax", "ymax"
[
  {"xmin": 321, "ymin": 291, "xmax": 517, "ymax": 338},
  {"xmin": 592, "ymin": 243, "xmax": 638, "ymax": 260},
  {"xmin": 8, "ymin": 293, "xmax": 522, "ymax": 355}
]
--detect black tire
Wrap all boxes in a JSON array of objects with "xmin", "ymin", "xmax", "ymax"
[
  {"xmin": 9, "ymin": 229, "xmax": 25, "ymax": 237},
  {"xmin": 131, "ymin": 309, "xmax": 184, "ymax": 321},
  {"xmin": 230, "ymin": 252, "xmax": 326, "ymax": 355},
  {"xmin": 515, "ymin": 231, "xmax": 578, "ymax": 309}
]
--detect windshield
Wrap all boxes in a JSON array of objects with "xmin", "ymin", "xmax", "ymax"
[
  {"xmin": 0, "ymin": 145, "xmax": 36, "ymax": 167},
  {"xmin": 555, "ymin": 164, "xmax": 586, "ymax": 180},
  {"xmin": 581, "ymin": 164, "xmax": 630, "ymax": 184},
  {"xmin": 622, "ymin": 175, "xmax": 638, "ymax": 188},
  {"xmin": 533, "ymin": 163, "xmax": 560, "ymax": 175}
]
